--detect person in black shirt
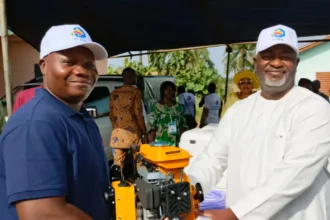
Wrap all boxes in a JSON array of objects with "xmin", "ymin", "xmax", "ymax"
[{"xmin": 312, "ymin": 80, "xmax": 329, "ymax": 102}]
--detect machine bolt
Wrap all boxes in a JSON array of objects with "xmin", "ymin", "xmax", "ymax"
[
  {"xmin": 177, "ymin": 197, "xmax": 181, "ymax": 200},
  {"xmin": 171, "ymin": 190, "xmax": 175, "ymax": 195},
  {"xmin": 183, "ymin": 192, "xmax": 187, "ymax": 196}
]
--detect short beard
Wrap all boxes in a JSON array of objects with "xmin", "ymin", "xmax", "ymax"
[
  {"xmin": 264, "ymin": 73, "xmax": 288, "ymax": 87},
  {"xmin": 258, "ymin": 70, "xmax": 296, "ymax": 95}
]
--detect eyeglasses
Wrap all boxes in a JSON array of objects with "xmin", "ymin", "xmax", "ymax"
[{"xmin": 239, "ymin": 80, "xmax": 252, "ymax": 85}]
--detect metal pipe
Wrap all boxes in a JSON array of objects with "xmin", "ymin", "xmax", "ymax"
[
  {"xmin": 0, "ymin": 0, "xmax": 12, "ymax": 117},
  {"xmin": 139, "ymin": 51, "xmax": 143, "ymax": 64},
  {"xmin": 224, "ymin": 45, "xmax": 232, "ymax": 103}
]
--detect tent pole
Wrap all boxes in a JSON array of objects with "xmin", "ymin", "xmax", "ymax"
[
  {"xmin": 224, "ymin": 45, "xmax": 232, "ymax": 103},
  {"xmin": 139, "ymin": 51, "xmax": 143, "ymax": 64},
  {"xmin": 0, "ymin": 0, "xmax": 12, "ymax": 117}
]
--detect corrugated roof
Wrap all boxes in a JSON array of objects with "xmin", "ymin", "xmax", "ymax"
[
  {"xmin": 298, "ymin": 35, "xmax": 328, "ymax": 50},
  {"xmin": 299, "ymin": 35, "xmax": 330, "ymax": 53}
]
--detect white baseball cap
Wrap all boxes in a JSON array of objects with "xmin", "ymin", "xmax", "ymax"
[
  {"xmin": 40, "ymin": 24, "xmax": 108, "ymax": 60},
  {"xmin": 256, "ymin": 24, "xmax": 299, "ymax": 54}
]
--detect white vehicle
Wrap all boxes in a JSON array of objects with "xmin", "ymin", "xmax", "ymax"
[{"xmin": 2, "ymin": 73, "xmax": 175, "ymax": 161}]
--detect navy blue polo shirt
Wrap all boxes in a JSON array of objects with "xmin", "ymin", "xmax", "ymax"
[{"xmin": 0, "ymin": 89, "xmax": 110, "ymax": 219}]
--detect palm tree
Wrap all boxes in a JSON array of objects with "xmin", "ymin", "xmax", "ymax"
[
  {"xmin": 222, "ymin": 44, "xmax": 256, "ymax": 74},
  {"xmin": 148, "ymin": 49, "xmax": 213, "ymax": 76}
]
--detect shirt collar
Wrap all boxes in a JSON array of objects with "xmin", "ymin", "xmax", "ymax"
[{"xmin": 35, "ymin": 88, "xmax": 91, "ymax": 119}]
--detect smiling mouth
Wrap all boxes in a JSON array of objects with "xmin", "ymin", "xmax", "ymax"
[
  {"xmin": 266, "ymin": 69, "xmax": 285, "ymax": 73},
  {"xmin": 70, "ymin": 81, "xmax": 93, "ymax": 85},
  {"xmin": 266, "ymin": 70, "xmax": 286, "ymax": 76}
]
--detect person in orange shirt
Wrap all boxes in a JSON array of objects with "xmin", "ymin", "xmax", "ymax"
[{"xmin": 109, "ymin": 67, "xmax": 147, "ymax": 178}]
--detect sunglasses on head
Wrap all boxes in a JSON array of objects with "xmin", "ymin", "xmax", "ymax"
[{"xmin": 239, "ymin": 80, "xmax": 252, "ymax": 85}]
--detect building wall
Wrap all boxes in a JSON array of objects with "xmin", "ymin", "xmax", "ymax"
[
  {"xmin": 0, "ymin": 35, "xmax": 108, "ymax": 98},
  {"xmin": 296, "ymin": 42, "xmax": 330, "ymax": 85},
  {"xmin": 96, "ymin": 59, "xmax": 108, "ymax": 75},
  {"xmin": 0, "ymin": 35, "xmax": 39, "ymax": 98}
]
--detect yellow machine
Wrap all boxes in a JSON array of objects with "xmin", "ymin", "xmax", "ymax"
[{"xmin": 107, "ymin": 142, "xmax": 204, "ymax": 220}]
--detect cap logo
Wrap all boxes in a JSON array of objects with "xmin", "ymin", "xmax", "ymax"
[
  {"xmin": 272, "ymin": 28, "xmax": 285, "ymax": 38},
  {"xmin": 72, "ymin": 27, "xmax": 86, "ymax": 39}
]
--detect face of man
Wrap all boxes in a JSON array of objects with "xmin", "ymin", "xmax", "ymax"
[
  {"xmin": 254, "ymin": 44, "xmax": 299, "ymax": 96},
  {"xmin": 132, "ymin": 72, "xmax": 137, "ymax": 85},
  {"xmin": 40, "ymin": 46, "xmax": 98, "ymax": 104},
  {"xmin": 123, "ymin": 70, "xmax": 137, "ymax": 85}
]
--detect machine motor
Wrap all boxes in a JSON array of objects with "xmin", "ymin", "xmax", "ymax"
[{"xmin": 107, "ymin": 142, "xmax": 204, "ymax": 220}]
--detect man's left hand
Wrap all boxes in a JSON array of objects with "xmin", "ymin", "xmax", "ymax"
[{"xmin": 197, "ymin": 208, "xmax": 238, "ymax": 220}]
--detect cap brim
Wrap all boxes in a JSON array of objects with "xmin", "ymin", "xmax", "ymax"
[
  {"xmin": 257, "ymin": 42, "xmax": 298, "ymax": 55},
  {"xmin": 81, "ymin": 42, "xmax": 108, "ymax": 60}
]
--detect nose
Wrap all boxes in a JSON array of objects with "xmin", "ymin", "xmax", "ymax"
[
  {"xmin": 269, "ymin": 57, "xmax": 284, "ymax": 68},
  {"xmin": 72, "ymin": 64, "xmax": 90, "ymax": 78},
  {"xmin": 71, "ymin": 64, "xmax": 98, "ymax": 85}
]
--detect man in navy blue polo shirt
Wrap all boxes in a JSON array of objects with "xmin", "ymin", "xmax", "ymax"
[{"xmin": 0, "ymin": 24, "xmax": 110, "ymax": 219}]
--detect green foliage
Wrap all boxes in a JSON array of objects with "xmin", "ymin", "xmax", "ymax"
[
  {"xmin": 148, "ymin": 49, "xmax": 225, "ymax": 96},
  {"xmin": 107, "ymin": 49, "xmax": 228, "ymax": 122},
  {"xmin": 123, "ymin": 58, "xmax": 153, "ymax": 75},
  {"xmin": 108, "ymin": 58, "xmax": 157, "ymax": 75},
  {"xmin": 107, "ymin": 65, "xmax": 122, "ymax": 75},
  {"xmin": 223, "ymin": 44, "xmax": 256, "ymax": 74},
  {"xmin": 108, "ymin": 49, "xmax": 227, "ymax": 97},
  {"xmin": 107, "ymin": 65, "xmax": 115, "ymax": 74}
]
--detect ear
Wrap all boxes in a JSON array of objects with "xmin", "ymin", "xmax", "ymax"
[
  {"xmin": 253, "ymin": 56, "xmax": 257, "ymax": 63},
  {"xmin": 253, "ymin": 56, "xmax": 257, "ymax": 70},
  {"xmin": 39, "ymin": 59, "xmax": 47, "ymax": 76}
]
